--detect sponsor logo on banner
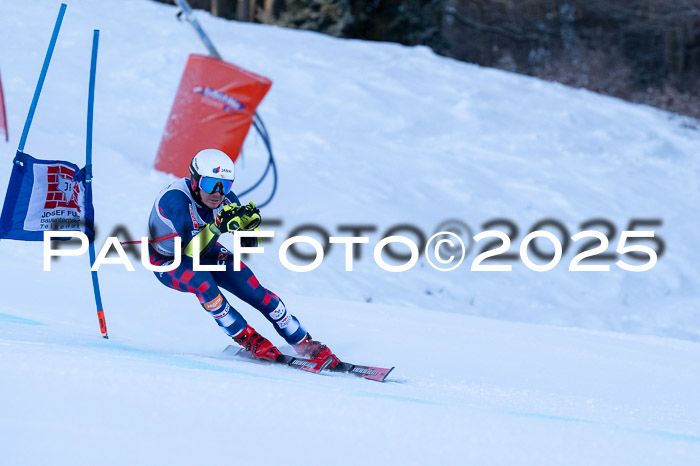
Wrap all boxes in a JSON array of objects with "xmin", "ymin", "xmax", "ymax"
[
  {"xmin": 193, "ymin": 86, "xmax": 246, "ymax": 114},
  {"xmin": 204, "ymin": 294, "xmax": 224, "ymax": 311},
  {"xmin": 45, "ymin": 166, "xmax": 81, "ymax": 212},
  {"xmin": 25, "ymin": 163, "xmax": 85, "ymax": 232}
]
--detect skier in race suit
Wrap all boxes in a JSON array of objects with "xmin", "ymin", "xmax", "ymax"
[{"xmin": 148, "ymin": 148, "xmax": 339, "ymax": 366}]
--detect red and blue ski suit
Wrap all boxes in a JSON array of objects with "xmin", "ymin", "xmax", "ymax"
[{"xmin": 148, "ymin": 178, "xmax": 307, "ymax": 344}]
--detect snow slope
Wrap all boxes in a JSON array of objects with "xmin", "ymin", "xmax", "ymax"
[
  {"xmin": 1, "ymin": 1, "xmax": 700, "ymax": 465},
  {"xmin": 3, "ymin": 296, "xmax": 700, "ymax": 466}
]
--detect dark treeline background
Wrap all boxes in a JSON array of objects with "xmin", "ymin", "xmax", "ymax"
[{"xmin": 160, "ymin": 0, "xmax": 700, "ymax": 119}]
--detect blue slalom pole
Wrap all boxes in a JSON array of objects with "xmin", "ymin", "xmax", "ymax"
[
  {"xmin": 18, "ymin": 3, "xmax": 66, "ymax": 153},
  {"xmin": 85, "ymin": 30, "xmax": 108, "ymax": 339}
]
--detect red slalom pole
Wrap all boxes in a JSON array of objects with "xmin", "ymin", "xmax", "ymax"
[{"xmin": 0, "ymin": 68, "xmax": 8, "ymax": 142}]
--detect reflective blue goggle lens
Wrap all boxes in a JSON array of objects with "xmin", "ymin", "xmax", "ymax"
[{"xmin": 199, "ymin": 177, "xmax": 233, "ymax": 195}]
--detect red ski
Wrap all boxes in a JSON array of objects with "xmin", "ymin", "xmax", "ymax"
[
  {"xmin": 223, "ymin": 345, "xmax": 332, "ymax": 374},
  {"xmin": 222, "ymin": 345, "xmax": 394, "ymax": 381},
  {"xmin": 328, "ymin": 362, "xmax": 395, "ymax": 382}
]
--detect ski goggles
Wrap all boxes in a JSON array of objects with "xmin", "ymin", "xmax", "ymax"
[{"xmin": 199, "ymin": 177, "xmax": 233, "ymax": 195}]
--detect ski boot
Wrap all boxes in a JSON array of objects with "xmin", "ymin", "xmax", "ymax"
[
  {"xmin": 293, "ymin": 333, "xmax": 340, "ymax": 368},
  {"xmin": 233, "ymin": 325, "xmax": 282, "ymax": 361}
]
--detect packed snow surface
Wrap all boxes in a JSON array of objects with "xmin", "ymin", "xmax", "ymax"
[{"xmin": 1, "ymin": 1, "xmax": 699, "ymax": 465}]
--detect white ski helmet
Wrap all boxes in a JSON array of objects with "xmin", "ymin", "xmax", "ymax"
[{"xmin": 189, "ymin": 148, "xmax": 235, "ymax": 193}]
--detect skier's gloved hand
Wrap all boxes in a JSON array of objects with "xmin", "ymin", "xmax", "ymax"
[
  {"xmin": 211, "ymin": 202, "xmax": 261, "ymax": 235},
  {"xmin": 212, "ymin": 203, "xmax": 243, "ymax": 235},
  {"xmin": 238, "ymin": 202, "xmax": 261, "ymax": 231}
]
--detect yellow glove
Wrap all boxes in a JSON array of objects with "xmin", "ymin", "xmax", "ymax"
[{"xmin": 211, "ymin": 202, "xmax": 261, "ymax": 235}]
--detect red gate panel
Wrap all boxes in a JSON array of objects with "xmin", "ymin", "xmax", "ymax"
[{"xmin": 154, "ymin": 54, "xmax": 272, "ymax": 177}]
